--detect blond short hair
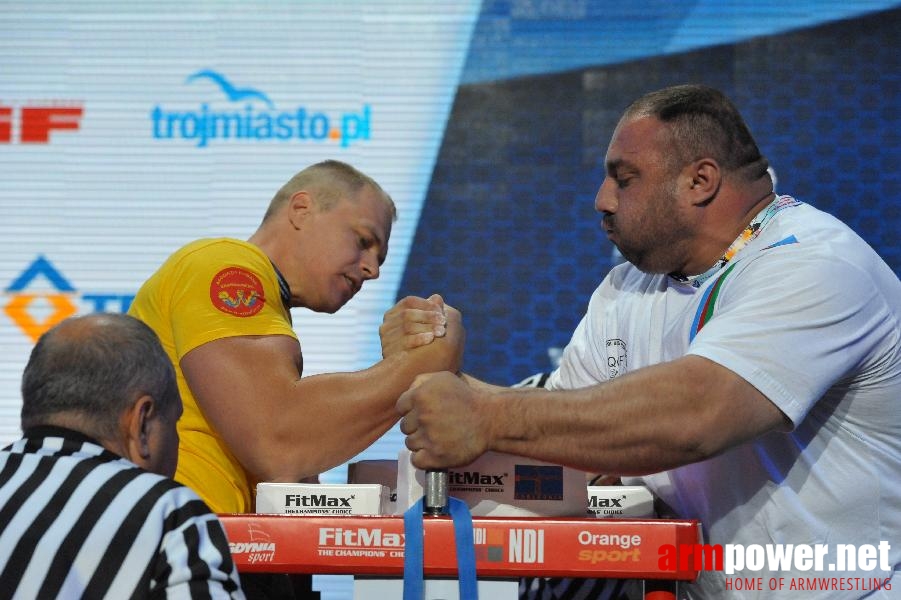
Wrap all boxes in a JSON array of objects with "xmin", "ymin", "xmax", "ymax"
[{"xmin": 262, "ymin": 160, "xmax": 396, "ymax": 223}]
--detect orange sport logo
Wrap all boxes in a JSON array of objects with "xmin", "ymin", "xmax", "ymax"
[{"xmin": 210, "ymin": 267, "xmax": 265, "ymax": 317}]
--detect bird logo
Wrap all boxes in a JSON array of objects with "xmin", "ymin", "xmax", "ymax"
[{"xmin": 186, "ymin": 70, "xmax": 275, "ymax": 109}]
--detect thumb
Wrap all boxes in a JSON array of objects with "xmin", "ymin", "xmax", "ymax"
[
  {"xmin": 411, "ymin": 449, "xmax": 436, "ymax": 470},
  {"xmin": 408, "ymin": 372, "xmax": 436, "ymax": 391},
  {"xmin": 427, "ymin": 294, "xmax": 446, "ymax": 313}
]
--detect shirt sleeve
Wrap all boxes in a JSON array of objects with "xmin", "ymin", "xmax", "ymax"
[
  {"xmin": 545, "ymin": 273, "xmax": 625, "ymax": 391},
  {"xmin": 165, "ymin": 241, "xmax": 296, "ymax": 361},
  {"xmin": 687, "ymin": 242, "xmax": 896, "ymax": 425},
  {"xmin": 154, "ymin": 490, "xmax": 245, "ymax": 598}
]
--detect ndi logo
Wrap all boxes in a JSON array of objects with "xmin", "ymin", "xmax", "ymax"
[{"xmin": 150, "ymin": 70, "xmax": 371, "ymax": 148}]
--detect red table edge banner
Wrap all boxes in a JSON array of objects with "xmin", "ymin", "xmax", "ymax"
[{"xmin": 220, "ymin": 514, "xmax": 701, "ymax": 581}]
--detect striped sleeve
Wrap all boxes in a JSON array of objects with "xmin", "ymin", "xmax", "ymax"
[
  {"xmin": 102, "ymin": 484, "xmax": 244, "ymax": 599},
  {"xmin": 154, "ymin": 488, "xmax": 243, "ymax": 598}
]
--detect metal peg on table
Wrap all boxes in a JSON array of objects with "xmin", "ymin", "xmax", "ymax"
[{"xmin": 424, "ymin": 469, "xmax": 448, "ymax": 515}]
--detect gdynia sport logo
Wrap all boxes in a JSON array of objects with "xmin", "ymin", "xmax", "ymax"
[{"xmin": 150, "ymin": 70, "xmax": 371, "ymax": 148}]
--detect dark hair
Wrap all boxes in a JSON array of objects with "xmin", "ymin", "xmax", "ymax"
[
  {"xmin": 20, "ymin": 313, "xmax": 179, "ymax": 438},
  {"xmin": 625, "ymin": 84, "xmax": 769, "ymax": 181},
  {"xmin": 262, "ymin": 159, "xmax": 396, "ymax": 223}
]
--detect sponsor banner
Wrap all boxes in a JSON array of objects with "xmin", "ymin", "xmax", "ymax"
[
  {"xmin": 221, "ymin": 514, "xmax": 700, "ymax": 579},
  {"xmin": 149, "ymin": 69, "xmax": 372, "ymax": 149},
  {"xmin": 256, "ymin": 483, "xmax": 389, "ymax": 516},
  {"xmin": 0, "ymin": 104, "xmax": 84, "ymax": 144},
  {"xmin": 3, "ymin": 256, "xmax": 135, "ymax": 343},
  {"xmin": 587, "ymin": 485, "xmax": 655, "ymax": 518},
  {"xmin": 397, "ymin": 449, "xmax": 587, "ymax": 517},
  {"xmin": 660, "ymin": 541, "xmax": 895, "ymax": 592},
  {"xmin": 0, "ymin": 1, "xmax": 481, "ymax": 452}
]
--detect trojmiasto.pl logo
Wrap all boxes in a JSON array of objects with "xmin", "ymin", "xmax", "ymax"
[
  {"xmin": 150, "ymin": 70, "xmax": 371, "ymax": 148},
  {"xmin": 3, "ymin": 256, "xmax": 134, "ymax": 342}
]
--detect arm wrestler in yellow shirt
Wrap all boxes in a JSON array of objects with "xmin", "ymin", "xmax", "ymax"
[{"xmin": 129, "ymin": 160, "xmax": 462, "ymax": 515}]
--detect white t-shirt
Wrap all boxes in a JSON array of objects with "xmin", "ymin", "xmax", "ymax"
[{"xmin": 547, "ymin": 197, "xmax": 901, "ymax": 598}]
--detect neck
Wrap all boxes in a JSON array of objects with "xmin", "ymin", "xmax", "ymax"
[
  {"xmin": 247, "ymin": 227, "xmax": 282, "ymax": 275},
  {"xmin": 678, "ymin": 181, "xmax": 775, "ymax": 278},
  {"xmin": 247, "ymin": 226, "xmax": 299, "ymax": 308}
]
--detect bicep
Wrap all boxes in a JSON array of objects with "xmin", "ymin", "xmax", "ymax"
[
  {"xmin": 681, "ymin": 355, "xmax": 792, "ymax": 455},
  {"xmin": 180, "ymin": 334, "xmax": 302, "ymax": 468}
]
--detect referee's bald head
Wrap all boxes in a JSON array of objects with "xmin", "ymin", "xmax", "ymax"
[{"xmin": 20, "ymin": 313, "xmax": 180, "ymax": 442}]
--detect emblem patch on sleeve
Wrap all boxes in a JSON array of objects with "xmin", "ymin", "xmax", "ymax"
[
  {"xmin": 605, "ymin": 338, "xmax": 627, "ymax": 378},
  {"xmin": 210, "ymin": 267, "xmax": 265, "ymax": 317}
]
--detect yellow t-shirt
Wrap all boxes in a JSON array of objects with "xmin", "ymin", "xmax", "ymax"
[{"xmin": 129, "ymin": 238, "xmax": 296, "ymax": 513}]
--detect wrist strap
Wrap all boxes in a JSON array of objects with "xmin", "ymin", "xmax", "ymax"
[{"xmin": 403, "ymin": 496, "xmax": 479, "ymax": 599}]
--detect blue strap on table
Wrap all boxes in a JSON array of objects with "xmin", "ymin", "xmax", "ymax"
[{"xmin": 403, "ymin": 496, "xmax": 479, "ymax": 600}]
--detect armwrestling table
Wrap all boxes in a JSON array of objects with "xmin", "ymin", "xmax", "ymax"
[{"xmin": 220, "ymin": 515, "xmax": 701, "ymax": 600}]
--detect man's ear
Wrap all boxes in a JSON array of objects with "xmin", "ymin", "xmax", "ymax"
[
  {"xmin": 685, "ymin": 158, "xmax": 721, "ymax": 206},
  {"xmin": 122, "ymin": 395, "xmax": 155, "ymax": 465},
  {"xmin": 287, "ymin": 190, "xmax": 315, "ymax": 230}
]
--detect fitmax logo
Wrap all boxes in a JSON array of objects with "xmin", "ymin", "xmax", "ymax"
[
  {"xmin": 449, "ymin": 471, "xmax": 507, "ymax": 486},
  {"xmin": 318, "ymin": 528, "xmax": 405, "ymax": 547},
  {"xmin": 588, "ymin": 497, "xmax": 624, "ymax": 508},
  {"xmin": 150, "ymin": 70, "xmax": 371, "ymax": 148},
  {"xmin": 3, "ymin": 256, "xmax": 134, "ymax": 342}
]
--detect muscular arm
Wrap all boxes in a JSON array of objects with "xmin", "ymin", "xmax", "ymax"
[
  {"xmin": 399, "ymin": 355, "xmax": 790, "ymax": 474},
  {"xmin": 182, "ymin": 304, "xmax": 462, "ymax": 482}
]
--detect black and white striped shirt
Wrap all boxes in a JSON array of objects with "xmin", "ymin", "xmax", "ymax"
[{"xmin": 0, "ymin": 426, "xmax": 244, "ymax": 599}]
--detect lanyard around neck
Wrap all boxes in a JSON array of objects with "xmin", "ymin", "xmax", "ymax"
[{"xmin": 672, "ymin": 195, "xmax": 799, "ymax": 288}]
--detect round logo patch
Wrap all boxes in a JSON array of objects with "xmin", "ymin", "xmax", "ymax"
[{"xmin": 210, "ymin": 267, "xmax": 265, "ymax": 317}]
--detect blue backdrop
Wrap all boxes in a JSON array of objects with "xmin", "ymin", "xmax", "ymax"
[{"xmin": 399, "ymin": 5, "xmax": 901, "ymax": 385}]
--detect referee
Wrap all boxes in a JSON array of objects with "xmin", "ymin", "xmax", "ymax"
[{"xmin": 0, "ymin": 313, "xmax": 244, "ymax": 598}]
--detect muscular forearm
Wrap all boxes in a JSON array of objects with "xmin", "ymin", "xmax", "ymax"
[
  {"xmin": 282, "ymin": 352, "xmax": 450, "ymax": 478},
  {"xmin": 403, "ymin": 356, "xmax": 787, "ymax": 474},
  {"xmin": 486, "ymin": 356, "xmax": 786, "ymax": 474},
  {"xmin": 260, "ymin": 337, "xmax": 460, "ymax": 481}
]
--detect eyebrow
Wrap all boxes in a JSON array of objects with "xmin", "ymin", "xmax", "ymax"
[{"xmin": 605, "ymin": 158, "xmax": 633, "ymax": 175}]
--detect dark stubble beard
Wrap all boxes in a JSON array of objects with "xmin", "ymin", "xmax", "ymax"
[{"xmin": 612, "ymin": 178, "xmax": 693, "ymax": 275}]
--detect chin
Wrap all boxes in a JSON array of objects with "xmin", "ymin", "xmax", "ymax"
[
  {"xmin": 634, "ymin": 262, "xmax": 672, "ymax": 275},
  {"xmin": 303, "ymin": 298, "xmax": 342, "ymax": 314},
  {"xmin": 312, "ymin": 302, "xmax": 343, "ymax": 314},
  {"xmin": 328, "ymin": 296, "xmax": 353, "ymax": 314}
]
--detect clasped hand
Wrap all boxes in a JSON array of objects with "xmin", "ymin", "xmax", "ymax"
[
  {"xmin": 379, "ymin": 293, "xmax": 450, "ymax": 357},
  {"xmin": 396, "ymin": 372, "xmax": 493, "ymax": 470}
]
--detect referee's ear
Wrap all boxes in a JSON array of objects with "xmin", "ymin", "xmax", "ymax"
[{"xmin": 121, "ymin": 395, "xmax": 156, "ymax": 471}]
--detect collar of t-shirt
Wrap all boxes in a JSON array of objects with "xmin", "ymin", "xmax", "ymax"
[
  {"xmin": 22, "ymin": 424, "xmax": 101, "ymax": 447},
  {"xmin": 270, "ymin": 260, "xmax": 293, "ymax": 318},
  {"xmin": 669, "ymin": 194, "xmax": 791, "ymax": 288}
]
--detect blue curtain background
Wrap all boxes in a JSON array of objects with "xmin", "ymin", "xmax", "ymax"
[{"xmin": 399, "ymin": 5, "xmax": 901, "ymax": 385}]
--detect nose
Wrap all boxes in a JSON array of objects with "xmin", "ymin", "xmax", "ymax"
[
  {"xmin": 595, "ymin": 177, "xmax": 617, "ymax": 214},
  {"xmin": 361, "ymin": 253, "xmax": 380, "ymax": 281}
]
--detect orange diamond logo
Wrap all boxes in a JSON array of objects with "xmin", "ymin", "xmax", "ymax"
[{"xmin": 4, "ymin": 294, "xmax": 77, "ymax": 343}]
